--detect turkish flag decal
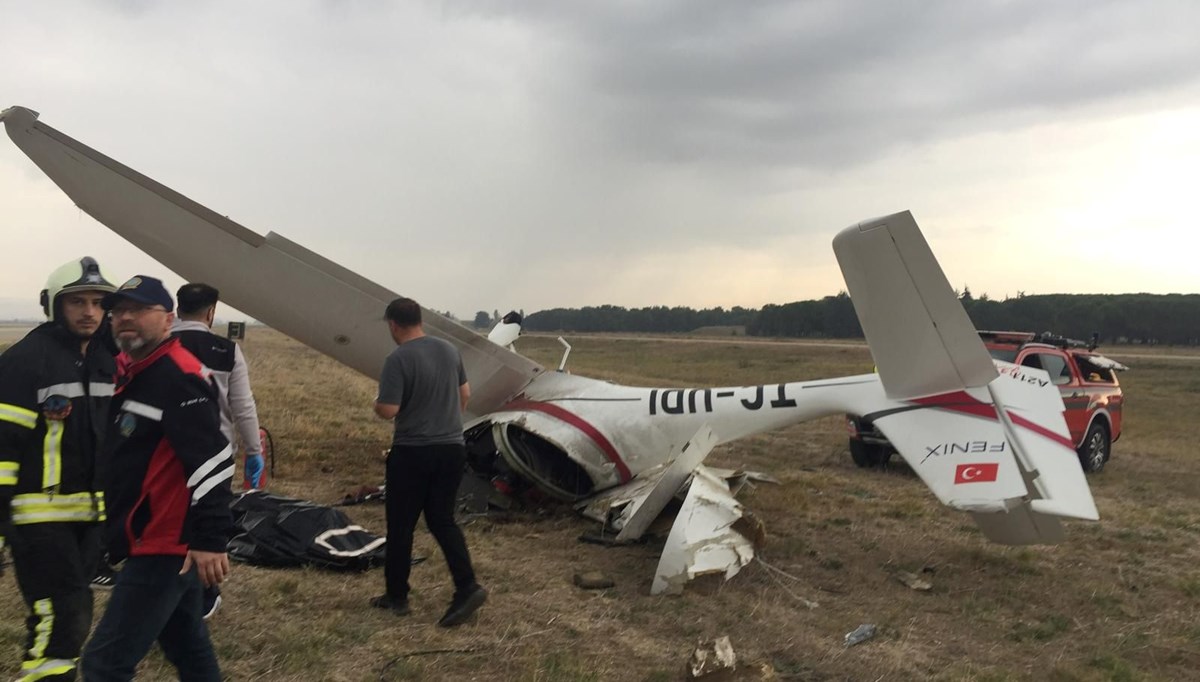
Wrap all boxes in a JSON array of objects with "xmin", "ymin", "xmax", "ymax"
[{"xmin": 954, "ymin": 463, "xmax": 999, "ymax": 484}]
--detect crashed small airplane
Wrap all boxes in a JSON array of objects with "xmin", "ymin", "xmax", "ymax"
[{"xmin": 2, "ymin": 105, "xmax": 1099, "ymax": 595}]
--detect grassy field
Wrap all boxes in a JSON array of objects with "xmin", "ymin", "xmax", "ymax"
[{"xmin": 2, "ymin": 329, "xmax": 1198, "ymax": 681}]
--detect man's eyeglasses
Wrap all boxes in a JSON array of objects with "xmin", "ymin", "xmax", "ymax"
[{"xmin": 109, "ymin": 304, "xmax": 167, "ymax": 318}]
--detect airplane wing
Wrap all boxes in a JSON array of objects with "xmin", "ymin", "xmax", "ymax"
[{"xmin": 1, "ymin": 105, "xmax": 544, "ymax": 417}]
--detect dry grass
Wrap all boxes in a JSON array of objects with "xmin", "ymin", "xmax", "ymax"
[{"xmin": 3, "ymin": 329, "xmax": 1199, "ymax": 681}]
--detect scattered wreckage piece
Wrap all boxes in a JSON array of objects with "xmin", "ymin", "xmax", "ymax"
[
  {"xmin": 894, "ymin": 570, "xmax": 933, "ymax": 591},
  {"xmin": 338, "ymin": 484, "xmax": 384, "ymax": 506},
  {"xmin": 843, "ymin": 623, "xmax": 878, "ymax": 647},
  {"xmin": 687, "ymin": 636, "xmax": 737, "ymax": 679},
  {"xmin": 616, "ymin": 426, "xmax": 718, "ymax": 543},
  {"xmin": 572, "ymin": 428, "xmax": 767, "ymax": 595},
  {"xmin": 652, "ymin": 467, "xmax": 757, "ymax": 596}
]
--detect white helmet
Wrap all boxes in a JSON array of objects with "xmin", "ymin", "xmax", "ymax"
[{"xmin": 39, "ymin": 256, "xmax": 117, "ymax": 322}]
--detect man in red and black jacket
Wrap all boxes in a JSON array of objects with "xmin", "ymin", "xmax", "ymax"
[{"xmin": 80, "ymin": 276, "xmax": 234, "ymax": 682}]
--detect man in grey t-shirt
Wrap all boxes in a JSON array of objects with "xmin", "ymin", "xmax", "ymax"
[{"xmin": 372, "ymin": 297, "xmax": 486, "ymax": 627}]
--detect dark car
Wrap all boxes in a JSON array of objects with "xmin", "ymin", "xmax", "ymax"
[{"xmin": 847, "ymin": 331, "xmax": 1127, "ymax": 473}]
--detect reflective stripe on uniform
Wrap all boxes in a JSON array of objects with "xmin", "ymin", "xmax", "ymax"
[
  {"xmin": 10, "ymin": 492, "xmax": 105, "ymax": 524},
  {"xmin": 41, "ymin": 421, "xmax": 64, "ymax": 490},
  {"xmin": 0, "ymin": 402, "xmax": 38, "ymax": 429},
  {"xmin": 0, "ymin": 460, "xmax": 18, "ymax": 486},
  {"xmin": 122, "ymin": 400, "xmax": 163, "ymax": 421},
  {"xmin": 34, "ymin": 381, "xmax": 113, "ymax": 403},
  {"xmin": 28, "ymin": 599, "xmax": 54, "ymax": 664},
  {"xmin": 36, "ymin": 382, "xmax": 85, "ymax": 404},
  {"xmin": 19, "ymin": 658, "xmax": 77, "ymax": 681}
]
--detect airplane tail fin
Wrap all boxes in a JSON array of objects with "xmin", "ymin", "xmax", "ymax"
[
  {"xmin": 833, "ymin": 211, "xmax": 997, "ymax": 399},
  {"xmin": 834, "ymin": 212, "xmax": 1098, "ymax": 544}
]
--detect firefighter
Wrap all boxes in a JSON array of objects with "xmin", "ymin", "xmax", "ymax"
[{"xmin": 0, "ymin": 257, "xmax": 118, "ymax": 682}]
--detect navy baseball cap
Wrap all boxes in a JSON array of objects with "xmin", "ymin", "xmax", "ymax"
[{"xmin": 102, "ymin": 275, "xmax": 175, "ymax": 312}]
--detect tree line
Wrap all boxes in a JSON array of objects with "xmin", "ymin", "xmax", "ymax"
[
  {"xmin": 520, "ymin": 293, "xmax": 1200, "ymax": 345},
  {"xmin": 522, "ymin": 305, "xmax": 756, "ymax": 334}
]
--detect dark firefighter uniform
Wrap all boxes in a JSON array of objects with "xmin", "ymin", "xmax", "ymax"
[{"xmin": 0, "ymin": 322, "xmax": 114, "ymax": 681}]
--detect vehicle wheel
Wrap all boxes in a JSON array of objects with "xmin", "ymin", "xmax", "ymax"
[
  {"xmin": 849, "ymin": 439, "xmax": 890, "ymax": 468},
  {"xmin": 1077, "ymin": 421, "xmax": 1110, "ymax": 473}
]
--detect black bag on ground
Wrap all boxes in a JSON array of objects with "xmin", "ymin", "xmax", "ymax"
[{"xmin": 228, "ymin": 490, "xmax": 386, "ymax": 570}]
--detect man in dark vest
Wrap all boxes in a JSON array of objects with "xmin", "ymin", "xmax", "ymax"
[
  {"xmin": 172, "ymin": 283, "xmax": 264, "ymax": 490},
  {"xmin": 172, "ymin": 283, "xmax": 264, "ymax": 620}
]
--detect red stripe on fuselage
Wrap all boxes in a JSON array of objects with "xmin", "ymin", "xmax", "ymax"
[{"xmin": 502, "ymin": 400, "xmax": 632, "ymax": 483}]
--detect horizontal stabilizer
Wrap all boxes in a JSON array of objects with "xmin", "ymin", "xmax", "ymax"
[
  {"xmin": 987, "ymin": 362, "xmax": 1099, "ymax": 521},
  {"xmin": 872, "ymin": 387, "xmax": 1029, "ymax": 509},
  {"xmin": 971, "ymin": 507, "xmax": 1065, "ymax": 545},
  {"xmin": 868, "ymin": 363, "xmax": 1097, "ymax": 544},
  {"xmin": 833, "ymin": 211, "xmax": 997, "ymax": 400}
]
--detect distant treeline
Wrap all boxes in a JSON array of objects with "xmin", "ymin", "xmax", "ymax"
[
  {"xmin": 524, "ymin": 293, "xmax": 1200, "ymax": 345},
  {"xmin": 525, "ymin": 305, "xmax": 756, "ymax": 334}
]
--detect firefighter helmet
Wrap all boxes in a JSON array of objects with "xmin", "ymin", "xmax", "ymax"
[{"xmin": 39, "ymin": 256, "xmax": 118, "ymax": 321}]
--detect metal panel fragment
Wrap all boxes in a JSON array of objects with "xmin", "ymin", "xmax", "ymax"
[{"xmin": 651, "ymin": 466, "xmax": 755, "ymax": 595}]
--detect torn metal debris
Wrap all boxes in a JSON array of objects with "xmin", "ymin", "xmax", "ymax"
[
  {"xmin": 843, "ymin": 623, "xmax": 877, "ymax": 647},
  {"xmin": 687, "ymin": 636, "xmax": 737, "ymax": 679},
  {"xmin": 652, "ymin": 466, "xmax": 756, "ymax": 596},
  {"xmin": 895, "ymin": 570, "xmax": 933, "ymax": 591}
]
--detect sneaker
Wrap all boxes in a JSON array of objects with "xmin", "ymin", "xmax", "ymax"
[
  {"xmin": 369, "ymin": 594, "xmax": 411, "ymax": 616},
  {"xmin": 91, "ymin": 564, "xmax": 118, "ymax": 591},
  {"xmin": 438, "ymin": 585, "xmax": 487, "ymax": 627},
  {"xmin": 202, "ymin": 585, "xmax": 222, "ymax": 620}
]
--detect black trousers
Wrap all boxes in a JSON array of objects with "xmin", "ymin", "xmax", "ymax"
[
  {"xmin": 385, "ymin": 443, "xmax": 477, "ymax": 600},
  {"xmin": 82, "ymin": 555, "xmax": 220, "ymax": 682},
  {"xmin": 9, "ymin": 521, "xmax": 103, "ymax": 681}
]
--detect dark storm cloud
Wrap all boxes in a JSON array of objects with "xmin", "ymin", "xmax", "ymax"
[{"xmin": 457, "ymin": 0, "xmax": 1200, "ymax": 170}]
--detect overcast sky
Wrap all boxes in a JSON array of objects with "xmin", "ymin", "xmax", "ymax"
[{"xmin": 2, "ymin": 0, "xmax": 1198, "ymax": 322}]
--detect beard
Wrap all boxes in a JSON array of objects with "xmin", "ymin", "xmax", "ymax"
[{"xmin": 114, "ymin": 334, "xmax": 149, "ymax": 354}]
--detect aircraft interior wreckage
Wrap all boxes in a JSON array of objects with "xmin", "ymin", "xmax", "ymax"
[{"xmin": 2, "ymin": 105, "xmax": 1099, "ymax": 595}]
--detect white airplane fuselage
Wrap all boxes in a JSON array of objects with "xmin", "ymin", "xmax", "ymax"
[{"xmin": 473, "ymin": 369, "xmax": 885, "ymax": 500}]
